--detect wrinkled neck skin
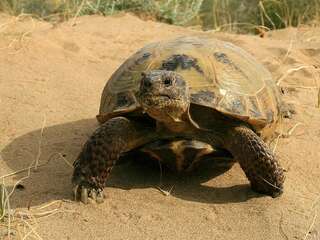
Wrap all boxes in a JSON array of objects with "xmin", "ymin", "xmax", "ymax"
[
  {"xmin": 142, "ymin": 97, "xmax": 196, "ymax": 133},
  {"xmin": 153, "ymin": 108, "xmax": 224, "ymax": 148},
  {"xmin": 141, "ymin": 97, "xmax": 225, "ymax": 147},
  {"xmin": 155, "ymin": 108, "xmax": 197, "ymax": 134}
]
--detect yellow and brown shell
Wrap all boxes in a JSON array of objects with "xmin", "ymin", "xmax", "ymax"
[{"xmin": 97, "ymin": 36, "xmax": 281, "ymax": 138}]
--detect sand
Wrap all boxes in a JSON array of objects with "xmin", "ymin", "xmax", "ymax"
[{"xmin": 0, "ymin": 13, "xmax": 319, "ymax": 240}]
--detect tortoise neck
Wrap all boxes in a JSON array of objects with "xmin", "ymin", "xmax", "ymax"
[
  {"xmin": 156, "ymin": 120, "xmax": 195, "ymax": 134},
  {"xmin": 156, "ymin": 109, "xmax": 198, "ymax": 134}
]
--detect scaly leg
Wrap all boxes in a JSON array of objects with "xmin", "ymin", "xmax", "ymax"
[
  {"xmin": 72, "ymin": 117, "xmax": 158, "ymax": 204},
  {"xmin": 223, "ymin": 125, "xmax": 285, "ymax": 197}
]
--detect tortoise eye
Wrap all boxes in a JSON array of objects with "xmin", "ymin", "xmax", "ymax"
[
  {"xmin": 143, "ymin": 78, "xmax": 152, "ymax": 88},
  {"xmin": 163, "ymin": 78, "xmax": 172, "ymax": 86}
]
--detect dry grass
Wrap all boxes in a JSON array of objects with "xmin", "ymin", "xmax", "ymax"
[
  {"xmin": 201, "ymin": 0, "xmax": 320, "ymax": 33},
  {"xmin": 0, "ymin": 182, "xmax": 9, "ymax": 221},
  {"xmin": 304, "ymin": 212, "xmax": 317, "ymax": 240},
  {"xmin": 0, "ymin": 0, "xmax": 319, "ymax": 31},
  {"xmin": 0, "ymin": 115, "xmax": 74, "ymax": 239},
  {"xmin": 0, "ymin": 0, "xmax": 204, "ymax": 26}
]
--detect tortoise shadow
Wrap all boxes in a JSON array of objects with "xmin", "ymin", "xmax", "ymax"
[
  {"xmin": 1, "ymin": 118, "xmax": 262, "ymax": 208},
  {"xmin": 109, "ymin": 157, "xmax": 261, "ymax": 203}
]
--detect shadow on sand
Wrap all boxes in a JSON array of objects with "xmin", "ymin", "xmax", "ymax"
[{"xmin": 1, "ymin": 118, "xmax": 261, "ymax": 208}]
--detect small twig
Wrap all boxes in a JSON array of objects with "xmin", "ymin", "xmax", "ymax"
[
  {"xmin": 272, "ymin": 135, "xmax": 281, "ymax": 154},
  {"xmin": 0, "ymin": 152, "xmax": 73, "ymax": 179},
  {"xmin": 21, "ymin": 229, "xmax": 33, "ymax": 240},
  {"xmin": 20, "ymin": 218, "xmax": 42, "ymax": 240},
  {"xmin": 273, "ymin": 122, "xmax": 303, "ymax": 153},
  {"xmin": 0, "ymin": 162, "xmax": 49, "ymax": 179},
  {"xmin": 277, "ymin": 65, "xmax": 316, "ymax": 86},
  {"xmin": 281, "ymin": 35, "xmax": 295, "ymax": 64},
  {"xmin": 57, "ymin": 153, "xmax": 73, "ymax": 168},
  {"xmin": 214, "ymin": 22, "xmax": 270, "ymax": 32},
  {"xmin": 272, "ymin": 131, "xmax": 282, "ymax": 154},
  {"xmin": 0, "ymin": 148, "xmax": 73, "ymax": 238},
  {"xmin": 281, "ymin": 84, "xmax": 318, "ymax": 90},
  {"xmin": 0, "ymin": 14, "xmax": 36, "ymax": 54},
  {"xmin": 17, "ymin": 209, "xmax": 60, "ymax": 219},
  {"xmin": 0, "ymin": 182, "xmax": 8, "ymax": 220},
  {"xmin": 258, "ymin": 1, "xmax": 276, "ymax": 30},
  {"xmin": 156, "ymin": 186, "xmax": 174, "ymax": 196},
  {"xmin": 258, "ymin": 175, "xmax": 283, "ymax": 191},
  {"xmin": 287, "ymin": 208, "xmax": 309, "ymax": 218},
  {"xmin": 303, "ymin": 213, "xmax": 317, "ymax": 240},
  {"xmin": 70, "ymin": 0, "xmax": 85, "ymax": 26},
  {"xmin": 283, "ymin": 123, "xmax": 303, "ymax": 138},
  {"xmin": 35, "ymin": 200, "xmax": 62, "ymax": 211},
  {"xmin": 0, "ymin": 180, "xmax": 12, "ymax": 239}
]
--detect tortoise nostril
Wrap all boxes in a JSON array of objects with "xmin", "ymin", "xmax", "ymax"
[{"xmin": 164, "ymin": 78, "xmax": 172, "ymax": 86}]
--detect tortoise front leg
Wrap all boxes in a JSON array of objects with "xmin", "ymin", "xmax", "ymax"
[
  {"xmin": 223, "ymin": 125, "xmax": 285, "ymax": 197},
  {"xmin": 72, "ymin": 117, "xmax": 158, "ymax": 204}
]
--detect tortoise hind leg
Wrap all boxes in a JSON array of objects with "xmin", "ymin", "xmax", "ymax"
[
  {"xmin": 72, "ymin": 116, "xmax": 158, "ymax": 204},
  {"xmin": 223, "ymin": 125, "xmax": 285, "ymax": 197}
]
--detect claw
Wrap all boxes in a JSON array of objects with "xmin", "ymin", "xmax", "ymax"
[
  {"xmin": 96, "ymin": 190, "xmax": 104, "ymax": 204},
  {"xmin": 81, "ymin": 187, "xmax": 88, "ymax": 204},
  {"xmin": 73, "ymin": 184, "xmax": 105, "ymax": 204},
  {"xmin": 89, "ymin": 189, "xmax": 97, "ymax": 200}
]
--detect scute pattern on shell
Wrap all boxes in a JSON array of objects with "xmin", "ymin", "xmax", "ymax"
[{"xmin": 97, "ymin": 36, "xmax": 280, "ymax": 138}]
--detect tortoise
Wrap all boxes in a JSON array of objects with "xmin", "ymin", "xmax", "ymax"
[{"xmin": 72, "ymin": 36, "xmax": 285, "ymax": 204}]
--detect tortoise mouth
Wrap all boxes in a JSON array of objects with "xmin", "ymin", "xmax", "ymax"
[
  {"xmin": 138, "ymin": 91, "xmax": 190, "ymax": 123},
  {"xmin": 140, "ymin": 93, "xmax": 176, "ymax": 107},
  {"xmin": 142, "ymin": 93, "xmax": 172, "ymax": 99}
]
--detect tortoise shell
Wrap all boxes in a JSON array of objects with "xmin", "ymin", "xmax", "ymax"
[{"xmin": 97, "ymin": 36, "xmax": 281, "ymax": 138}]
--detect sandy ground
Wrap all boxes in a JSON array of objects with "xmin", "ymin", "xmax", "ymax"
[{"xmin": 0, "ymin": 13, "xmax": 319, "ymax": 240}]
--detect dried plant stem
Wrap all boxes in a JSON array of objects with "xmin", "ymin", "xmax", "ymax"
[
  {"xmin": 303, "ymin": 213, "xmax": 317, "ymax": 240},
  {"xmin": 20, "ymin": 218, "xmax": 43, "ymax": 240},
  {"xmin": 286, "ymin": 123, "xmax": 303, "ymax": 137},
  {"xmin": 258, "ymin": 1, "xmax": 276, "ymax": 29},
  {"xmin": 273, "ymin": 122, "xmax": 303, "ymax": 153},
  {"xmin": 277, "ymin": 65, "xmax": 315, "ymax": 86},
  {"xmin": 156, "ymin": 186, "xmax": 174, "ymax": 196},
  {"xmin": 0, "ymin": 152, "xmax": 73, "ymax": 180},
  {"xmin": 281, "ymin": 34, "xmax": 296, "ymax": 64},
  {"xmin": 0, "ymin": 162, "xmax": 50, "ymax": 180},
  {"xmin": 70, "ymin": 0, "xmax": 85, "ymax": 26},
  {"xmin": 0, "ymin": 182, "xmax": 8, "ymax": 220}
]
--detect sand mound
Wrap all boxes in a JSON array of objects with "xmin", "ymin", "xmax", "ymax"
[{"xmin": 0, "ymin": 14, "xmax": 319, "ymax": 239}]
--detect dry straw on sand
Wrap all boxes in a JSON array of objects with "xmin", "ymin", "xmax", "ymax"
[
  {"xmin": 0, "ymin": 182, "xmax": 9, "ymax": 221},
  {"xmin": 0, "ymin": 114, "xmax": 74, "ymax": 239}
]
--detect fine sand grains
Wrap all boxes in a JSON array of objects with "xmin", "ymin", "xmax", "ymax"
[{"xmin": 0, "ymin": 14, "xmax": 319, "ymax": 240}]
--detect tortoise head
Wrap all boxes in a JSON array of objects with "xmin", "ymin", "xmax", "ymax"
[{"xmin": 138, "ymin": 70, "xmax": 190, "ymax": 125}]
